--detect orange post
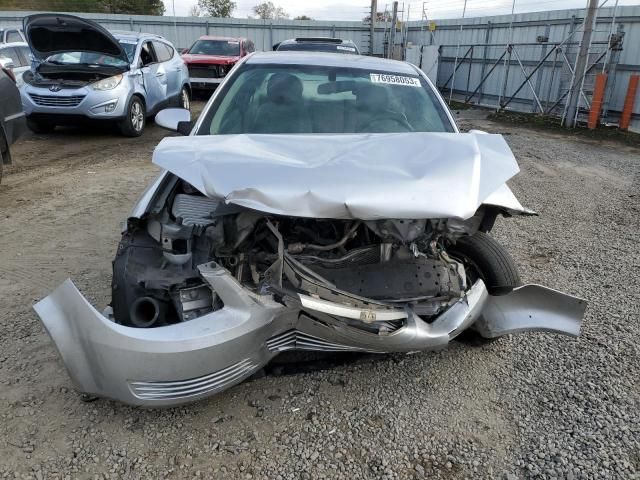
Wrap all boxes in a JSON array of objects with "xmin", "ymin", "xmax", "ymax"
[
  {"xmin": 620, "ymin": 74, "xmax": 639, "ymax": 131},
  {"xmin": 588, "ymin": 73, "xmax": 607, "ymax": 129}
]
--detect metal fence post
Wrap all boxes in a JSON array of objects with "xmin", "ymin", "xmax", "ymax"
[{"xmin": 478, "ymin": 21, "xmax": 492, "ymax": 104}]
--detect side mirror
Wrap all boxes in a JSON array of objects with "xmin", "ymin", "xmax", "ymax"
[{"xmin": 155, "ymin": 108, "xmax": 192, "ymax": 135}]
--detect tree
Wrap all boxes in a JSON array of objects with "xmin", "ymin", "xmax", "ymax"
[
  {"xmin": 198, "ymin": 0, "xmax": 236, "ymax": 17},
  {"xmin": 294, "ymin": 15, "xmax": 313, "ymax": 21},
  {"xmin": 363, "ymin": 11, "xmax": 393, "ymax": 23},
  {"xmin": 102, "ymin": 0, "xmax": 165, "ymax": 15},
  {"xmin": 252, "ymin": 1, "xmax": 289, "ymax": 20},
  {"xmin": 188, "ymin": 4, "xmax": 202, "ymax": 16}
]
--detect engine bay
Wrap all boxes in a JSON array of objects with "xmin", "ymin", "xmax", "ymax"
[{"xmin": 111, "ymin": 180, "xmax": 486, "ymax": 328}]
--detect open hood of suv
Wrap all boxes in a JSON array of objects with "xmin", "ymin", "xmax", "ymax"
[{"xmin": 23, "ymin": 13, "xmax": 128, "ymax": 64}]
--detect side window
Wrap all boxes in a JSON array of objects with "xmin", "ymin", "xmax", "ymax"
[
  {"xmin": 246, "ymin": 41, "xmax": 255, "ymax": 53},
  {"xmin": 18, "ymin": 46, "xmax": 32, "ymax": 66},
  {"xmin": 0, "ymin": 47, "xmax": 20, "ymax": 66},
  {"xmin": 153, "ymin": 41, "xmax": 173, "ymax": 62},
  {"xmin": 7, "ymin": 30, "xmax": 22, "ymax": 43},
  {"xmin": 140, "ymin": 41, "xmax": 157, "ymax": 66}
]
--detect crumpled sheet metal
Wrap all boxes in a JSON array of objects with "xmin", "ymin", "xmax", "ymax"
[{"xmin": 153, "ymin": 132, "xmax": 520, "ymax": 220}]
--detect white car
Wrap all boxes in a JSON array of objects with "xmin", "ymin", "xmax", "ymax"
[
  {"xmin": 34, "ymin": 52, "xmax": 587, "ymax": 406},
  {"xmin": 0, "ymin": 42, "xmax": 31, "ymax": 86}
]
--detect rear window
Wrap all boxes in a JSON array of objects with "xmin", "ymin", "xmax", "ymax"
[
  {"xmin": 188, "ymin": 40, "xmax": 240, "ymax": 57},
  {"xmin": 198, "ymin": 63, "xmax": 453, "ymax": 135},
  {"xmin": 277, "ymin": 43, "xmax": 358, "ymax": 54}
]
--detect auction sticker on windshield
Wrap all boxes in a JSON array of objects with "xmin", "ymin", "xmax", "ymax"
[{"xmin": 370, "ymin": 73, "xmax": 420, "ymax": 87}]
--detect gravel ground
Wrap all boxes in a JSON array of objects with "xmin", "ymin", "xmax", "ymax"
[{"xmin": 0, "ymin": 106, "xmax": 638, "ymax": 479}]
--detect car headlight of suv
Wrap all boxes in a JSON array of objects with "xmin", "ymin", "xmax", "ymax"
[{"xmin": 91, "ymin": 74, "xmax": 123, "ymax": 91}]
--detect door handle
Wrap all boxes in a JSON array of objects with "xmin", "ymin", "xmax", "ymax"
[{"xmin": 155, "ymin": 72, "xmax": 165, "ymax": 77}]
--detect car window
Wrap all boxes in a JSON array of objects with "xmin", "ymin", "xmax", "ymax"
[
  {"xmin": 200, "ymin": 64, "xmax": 454, "ymax": 135},
  {"xmin": 140, "ymin": 41, "xmax": 157, "ymax": 66},
  {"xmin": 17, "ymin": 46, "xmax": 32, "ymax": 66},
  {"xmin": 0, "ymin": 46, "xmax": 20, "ymax": 66},
  {"xmin": 118, "ymin": 40, "xmax": 137, "ymax": 63},
  {"xmin": 7, "ymin": 30, "xmax": 22, "ymax": 43},
  {"xmin": 188, "ymin": 39, "xmax": 240, "ymax": 56},
  {"xmin": 153, "ymin": 41, "xmax": 173, "ymax": 62},
  {"xmin": 246, "ymin": 41, "xmax": 255, "ymax": 53}
]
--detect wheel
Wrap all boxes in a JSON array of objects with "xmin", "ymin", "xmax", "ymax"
[
  {"xmin": 180, "ymin": 86, "xmax": 190, "ymax": 111},
  {"xmin": 118, "ymin": 96, "xmax": 145, "ymax": 137},
  {"xmin": 449, "ymin": 231, "xmax": 521, "ymax": 295},
  {"xmin": 26, "ymin": 118, "xmax": 56, "ymax": 134},
  {"xmin": 448, "ymin": 231, "xmax": 522, "ymax": 345}
]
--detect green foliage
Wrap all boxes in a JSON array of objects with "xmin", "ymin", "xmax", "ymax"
[
  {"xmin": 0, "ymin": 0, "xmax": 165, "ymax": 15},
  {"xmin": 197, "ymin": 0, "xmax": 236, "ymax": 18},
  {"xmin": 294, "ymin": 15, "xmax": 312, "ymax": 21},
  {"xmin": 252, "ymin": 1, "xmax": 288, "ymax": 20}
]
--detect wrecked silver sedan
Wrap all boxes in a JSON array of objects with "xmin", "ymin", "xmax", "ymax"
[{"xmin": 34, "ymin": 52, "xmax": 586, "ymax": 406}]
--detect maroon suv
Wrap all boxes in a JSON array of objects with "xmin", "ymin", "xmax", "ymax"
[{"xmin": 181, "ymin": 36, "xmax": 255, "ymax": 90}]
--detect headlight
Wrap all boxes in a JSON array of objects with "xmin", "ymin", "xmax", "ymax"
[{"xmin": 91, "ymin": 74, "xmax": 123, "ymax": 91}]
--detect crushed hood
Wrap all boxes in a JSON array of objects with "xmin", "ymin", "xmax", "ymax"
[
  {"xmin": 152, "ymin": 132, "xmax": 520, "ymax": 220},
  {"xmin": 23, "ymin": 13, "xmax": 128, "ymax": 64}
]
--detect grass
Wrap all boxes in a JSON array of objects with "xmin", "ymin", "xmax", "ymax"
[{"xmin": 487, "ymin": 110, "xmax": 640, "ymax": 147}]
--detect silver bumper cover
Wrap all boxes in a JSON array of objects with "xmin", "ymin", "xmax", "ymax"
[{"xmin": 34, "ymin": 265, "xmax": 586, "ymax": 406}]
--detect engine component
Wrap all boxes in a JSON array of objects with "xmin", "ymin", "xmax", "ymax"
[
  {"xmin": 173, "ymin": 284, "xmax": 215, "ymax": 321},
  {"xmin": 311, "ymin": 257, "xmax": 463, "ymax": 300},
  {"xmin": 129, "ymin": 296, "xmax": 166, "ymax": 328}
]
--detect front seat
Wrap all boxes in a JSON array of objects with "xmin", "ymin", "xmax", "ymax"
[{"xmin": 252, "ymin": 73, "xmax": 312, "ymax": 133}]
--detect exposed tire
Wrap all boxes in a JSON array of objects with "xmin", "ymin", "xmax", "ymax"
[
  {"xmin": 26, "ymin": 118, "xmax": 56, "ymax": 134},
  {"xmin": 180, "ymin": 86, "xmax": 190, "ymax": 111},
  {"xmin": 448, "ymin": 232, "xmax": 522, "ymax": 346},
  {"xmin": 118, "ymin": 96, "xmax": 145, "ymax": 137},
  {"xmin": 449, "ymin": 231, "xmax": 521, "ymax": 295}
]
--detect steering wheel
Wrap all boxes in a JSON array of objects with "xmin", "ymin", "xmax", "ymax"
[{"xmin": 356, "ymin": 111, "xmax": 413, "ymax": 133}]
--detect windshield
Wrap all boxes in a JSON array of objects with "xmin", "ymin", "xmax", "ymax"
[
  {"xmin": 188, "ymin": 39, "xmax": 240, "ymax": 56},
  {"xmin": 198, "ymin": 64, "xmax": 454, "ymax": 135},
  {"xmin": 119, "ymin": 40, "xmax": 136, "ymax": 62},
  {"xmin": 46, "ymin": 41, "xmax": 131, "ymax": 67},
  {"xmin": 278, "ymin": 43, "xmax": 358, "ymax": 54}
]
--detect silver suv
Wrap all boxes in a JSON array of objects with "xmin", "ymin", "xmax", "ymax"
[{"xmin": 21, "ymin": 14, "xmax": 190, "ymax": 136}]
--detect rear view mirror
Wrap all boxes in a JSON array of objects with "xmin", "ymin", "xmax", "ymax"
[{"xmin": 155, "ymin": 108, "xmax": 192, "ymax": 135}]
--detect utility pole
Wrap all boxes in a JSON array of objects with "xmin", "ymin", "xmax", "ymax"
[
  {"xmin": 565, "ymin": 0, "xmax": 598, "ymax": 127},
  {"xmin": 388, "ymin": 1, "xmax": 398, "ymax": 59},
  {"xmin": 370, "ymin": 0, "xmax": 377, "ymax": 55}
]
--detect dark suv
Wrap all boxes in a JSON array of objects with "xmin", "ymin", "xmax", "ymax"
[{"xmin": 274, "ymin": 37, "xmax": 360, "ymax": 55}]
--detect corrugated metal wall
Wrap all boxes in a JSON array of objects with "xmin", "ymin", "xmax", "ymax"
[
  {"xmin": 409, "ymin": 5, "xmax": 640, "ymax": 131},
  {"xmin": 1, "ymin": 7, "xmax": 638, "ymax": 130}
]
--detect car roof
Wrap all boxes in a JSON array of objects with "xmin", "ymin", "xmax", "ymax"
[
  {"xmin": 197, "ymin": 35, "xmax": 246, "ymax": 41},
  {"xmin": 246, "ymin": 51, "xmax": 417, "ymax": 75},
  {"xmin": 280, "ymin": 37, "xmax": 355, "ymax": 45}
]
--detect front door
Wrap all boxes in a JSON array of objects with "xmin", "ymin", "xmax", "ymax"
[{"xmin": 139, "ymin": 41, "xmax": 167, "ymax": 113}]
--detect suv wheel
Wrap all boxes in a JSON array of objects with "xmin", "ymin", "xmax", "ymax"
[
  {"xmin": 119, "ymin": 96, "xmax": 145, "ymax": 137},
  {"xmin": 26, "ymin": 118, "xmax": 56, "ymax": 134}
]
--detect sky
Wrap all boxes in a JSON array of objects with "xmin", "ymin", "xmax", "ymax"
[{"xmin": 162, "ymin": 0, "xmax": 640, "ymax": 21}]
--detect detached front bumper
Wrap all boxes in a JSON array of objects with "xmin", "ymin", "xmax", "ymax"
[{"xmin": 34, "ymin": 264, "xmax": 586, "ymax": 406}]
